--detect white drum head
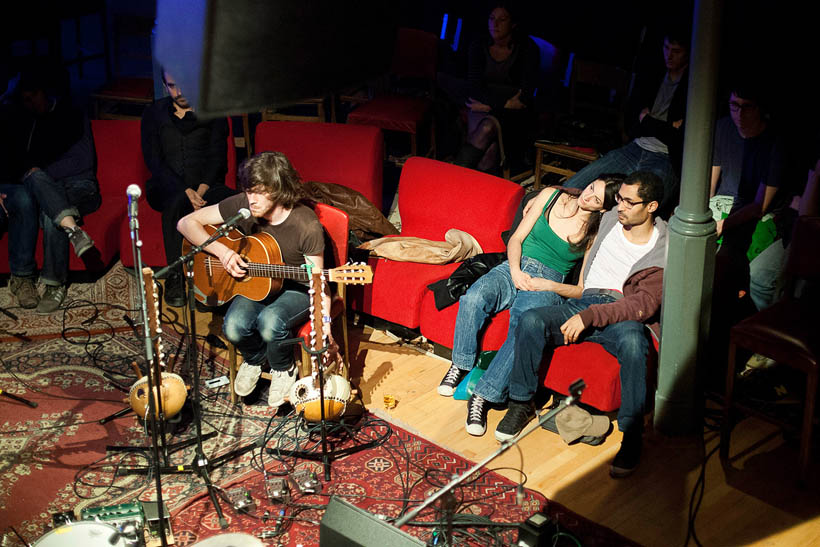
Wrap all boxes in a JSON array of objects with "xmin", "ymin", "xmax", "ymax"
[
  {"xmin": 34, "ymin": 522, "xmax": 126, "ymax": 547},
  {"xmin": 193, "ymin": 532, "xmax": 264, "ymax": 546}
]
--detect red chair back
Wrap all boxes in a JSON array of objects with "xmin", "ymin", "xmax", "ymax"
[{"xmin": 314, "ymin": 202, "xmax": 349, "ymax": 267}]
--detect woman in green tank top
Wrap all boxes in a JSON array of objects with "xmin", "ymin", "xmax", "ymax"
[{"xmin": 438, "ymin": 174, "xmax": 624, "ymax": 437}]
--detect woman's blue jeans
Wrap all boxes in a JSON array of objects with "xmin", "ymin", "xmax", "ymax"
[{"xmin": 451, "ymin": 257, "xmax": 565, "ymax": 403}]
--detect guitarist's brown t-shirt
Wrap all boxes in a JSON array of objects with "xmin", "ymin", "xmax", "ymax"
[{"xmin": 219, "ymin": 193, "xmax": 325, "ymax": 267}]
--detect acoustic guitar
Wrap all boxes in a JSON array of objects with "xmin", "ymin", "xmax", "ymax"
[{"xmin": 181, "ymin": 225, "xmax": 373, "ymax": 306}]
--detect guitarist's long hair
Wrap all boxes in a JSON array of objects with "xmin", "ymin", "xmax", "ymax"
[{"xmin": 238, "ymin": 151, "xmax": 305, "ymax": 208}]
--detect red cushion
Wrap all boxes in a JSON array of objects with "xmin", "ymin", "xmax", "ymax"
[
  {"xmin": 544, "ymin": 337, "xmax": 660, "ymax": 412},
  {"xmin": 254, "ymin": 121, "xmax": 383, "ymax": 209},
  {"xmin": 398, "ymin": 158, "xmax": 523, "ymax": 246},
  {"xmin": 418, "ymin": 289, "xmax": 510, "ymax": 352},
  {"xmin": 350, "ymin": 158, "xmax": 523, "ymax": 329},
  {"xmin": 347, "ymin": 96, "xmax": 431, "ymax": 134},
  {"xmin": 545, "ymin": 343, "xmax": 622, "ymax": 411},
  {"xmin": 350, "ymin": 258, "xmax": 459, "ymax": 328}
]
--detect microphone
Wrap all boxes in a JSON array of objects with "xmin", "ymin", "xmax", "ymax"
[
  {"xmin": 222, "ymin": 207, "xmax": 251, "ymax": 229},
  {"xmin": 126, "ymin": 184, "xmax": 141, "ymax": 218}
]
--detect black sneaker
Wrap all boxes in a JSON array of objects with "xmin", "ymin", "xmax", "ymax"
[
  {"xmin": 495, "ymin": 400, "xmax": 536, "ymax": 441},
  {"xmin": 164, "ymin": 271, "xmax": 185, "ymax": 308},
  {"xmin": 609, "ymin": 429, "xmax": 643, "ymax": 478},
  {"xmin": 437, "ymin": 364, "xmax": 468, "ymax": 397},
  {"xmin": 465, "ymin": 393, "xmax": 490, "ymax": 436}
]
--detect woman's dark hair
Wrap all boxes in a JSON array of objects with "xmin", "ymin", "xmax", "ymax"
[
  {"xmin": 484, "ymin": 1, "xmax": 526, "ymax": 45},
  {"xmin": 237, "ymin": 151, "xmax": 304, "ymax": 209},
  {"xmin": 569, "ymin": 173, "xmax": 625, "ymax": 252}
]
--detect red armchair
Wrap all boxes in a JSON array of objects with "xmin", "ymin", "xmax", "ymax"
[
  {"xmin": 254, "ymin": 121, "xmax": 384, "ymax": 211},
  {"xmin": 349, "ymin": 158, "xmax": 524, "ymax": 329},
  {"xmin": 0, "ymin": 119, "xmax": 149, "ymax": 274}
]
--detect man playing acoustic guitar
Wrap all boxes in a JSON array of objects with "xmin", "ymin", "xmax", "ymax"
[{"xmin": 177, "ymin": 151, "xmax": 332, "ymax": 407}]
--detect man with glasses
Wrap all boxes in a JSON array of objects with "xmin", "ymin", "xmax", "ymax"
[{"xmin": 493, "ymin": 171, "xmax": 666, "ymax": 478}]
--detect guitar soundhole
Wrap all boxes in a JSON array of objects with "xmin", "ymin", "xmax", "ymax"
[{"xmin": 295, "ymin": 385, "xmax": 307, "ymax": 399}]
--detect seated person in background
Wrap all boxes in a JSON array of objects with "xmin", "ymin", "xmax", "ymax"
[
  {"xmin": 564, "ymin": 26, "xmax": 689, "ymax": 218},
  {"xmin": 0, "ymin": 65, "xmax": 100, "ymax": 314},
  {"xmin": 710, "ymin": 78, "xmax": 789, "ymax": 309},
  {"xmin": 438, "ymin": 175, "xmax": 622, "ymax": 437},
  {"xmin": 177, "ymin": 152, "xmax": 332, "ymax": 408},
  {"xmin": 495, "ymin": 171, "xmax": 666, "ymax": 478},
  {"xmin": 452, "ymin": 2, "xmax": 539, "ymax": 174},
  {"xmin": 141, "ymin": 67, "xmax": 237, "ymax": 307}
]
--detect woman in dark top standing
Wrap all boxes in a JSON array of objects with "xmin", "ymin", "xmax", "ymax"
[{"xmin": 454, "ymin": 3, "xmax": 539, "ymax": 174}]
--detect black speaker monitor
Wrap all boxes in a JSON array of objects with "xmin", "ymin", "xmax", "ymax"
[
  {"xmin": 154, "ymin": 0, "xmax": 399, "ymax": 117},
  {"xmin": 320, "ymin": 496, "xmax": 424, "ymax": 547}
]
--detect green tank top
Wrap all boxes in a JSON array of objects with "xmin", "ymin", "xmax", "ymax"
[{"xmin": 520, "ymin": 190, "xmax": 584, "ymax": 275}]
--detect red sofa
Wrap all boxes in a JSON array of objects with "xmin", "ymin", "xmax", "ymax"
[
  {"xmin": 349, "ymin": 157, "xmax": 524, "ymax": 329},
  {"xmin": 119, "ymin": 119, "xmax": 237, "ymax": 269},
  {"xmin": 1, "ymin": 119, "xmax": 149, "ymax": 275},
  {"xmin": 254, "ymin": 121, "xmax": 384, "ymax": 211}
]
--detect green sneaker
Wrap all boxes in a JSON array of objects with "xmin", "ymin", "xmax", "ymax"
[
  {"xmin": 9, "ymin": 275, "xmax": 40, "ymax": 309},
  {"xmin": 36, "ymin": 284, "xmax": 67, "ymax": 315}
]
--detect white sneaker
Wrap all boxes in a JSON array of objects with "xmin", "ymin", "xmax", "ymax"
[
  {"xmin": 234, "ymin": 362, "xmax": 263, "ymax": 397},
  {"xmin": 268, "ymin": 364, "xmax": 298, "ymax": 408}
]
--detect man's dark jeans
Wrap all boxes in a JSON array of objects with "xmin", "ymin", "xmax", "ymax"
[{"xmin": 510, "ymin": 294, "xmax": 651, "ymax": 434}]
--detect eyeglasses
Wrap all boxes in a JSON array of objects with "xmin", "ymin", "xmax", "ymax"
[
  {"xmin": 615, "ymin": 194, "xmax": 648, "ymax": 209},
  {"xmin": 729, "ymin": 101, "xmax": 758, "ymax": 113}
]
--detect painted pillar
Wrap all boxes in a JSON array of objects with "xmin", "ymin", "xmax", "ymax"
[{"xmin": 654, "ymin": 0, "xmax": 723, "ymax": 434}]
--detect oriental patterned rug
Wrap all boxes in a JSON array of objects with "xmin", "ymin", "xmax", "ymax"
[
  {"xmin": 0, "ymin": 261, "xmax": 138, "ymax": 342},
  {"xmin": 0, "ymin": 328, "xmax": 637, "ymax": 547}
]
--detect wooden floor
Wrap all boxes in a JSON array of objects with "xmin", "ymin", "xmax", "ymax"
[{"xmin": 186, "ymin": 304, "xmax": 820, "ymax": 547}]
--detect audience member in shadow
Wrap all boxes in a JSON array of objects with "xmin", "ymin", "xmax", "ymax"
[
  {"xmin": 141, "ymin": 67, "xmax": 237, "ymax": 307},
  {"xmin": 564, "ymin": 25, "xmax": 690, "ymax": 218},
  {"xmin": 450, "ymin": 2, "xmax": 539, "ymax": 175},
  {"xmin": 705, "ymin": 78, "xmax": 797, "ymax": 386},
  {"xmin": 0, "ymin": 64, "xmax": 100, "ymax": 314}
]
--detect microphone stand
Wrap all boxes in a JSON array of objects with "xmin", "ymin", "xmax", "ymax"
[
  {"xmin": 150, "ymin": 211, "xmax": 253, "ymax": 530},
  {"xmin": 127, "ymin": 193, "xmax": 170, "ymax": 547},
  {"xmin": 393, "ymin": 380, "xmax": 588, "ymax": 545},
  {"xmin": 154, "ymin": 229, "xmax": 232, "ymax": 530}
]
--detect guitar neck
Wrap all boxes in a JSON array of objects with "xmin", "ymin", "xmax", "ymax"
[{"xmin": 235, "ymin": 262, "xmax": 327, "ymax": 282}]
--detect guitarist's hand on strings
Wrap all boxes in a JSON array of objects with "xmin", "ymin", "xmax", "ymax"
[{"xmin": 219, "ymin": 248, "xmax": 248, "ymax": 278}]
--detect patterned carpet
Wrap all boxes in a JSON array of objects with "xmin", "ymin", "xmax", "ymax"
[
  {"xmin": 0, "ymin": 315, "xmax": 637, "ymax": 546},
  {"xmin": 0, "ymin": 261, "xmax": 138, "ymax": 342}
]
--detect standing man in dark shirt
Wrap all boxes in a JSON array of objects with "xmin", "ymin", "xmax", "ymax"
[
  {"xmin": 0, "ymin": 67, "xmax": 100, "ymax": 314},
  {"xmin": 140, "ymin": 68, "xmax": 236, "ymax": 306}
]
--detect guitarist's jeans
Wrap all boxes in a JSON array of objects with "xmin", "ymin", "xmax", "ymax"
[{"xmin": 222, "ymin": 286, "xmax": 311, "ymax": 370}]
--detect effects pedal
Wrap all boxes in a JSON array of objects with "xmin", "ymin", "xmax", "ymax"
[
  {"xmin": 226, "ymin": 487, "xmax": 256, "ymax": 513},
  {"xmin": 205, "ymin": 376, "xmax": 230, "ymax": 389},
  {"xmin": 265, "ymin": 477, "xmax": 290, "ymax": 502},
  {"xmin": 291, "ymin": 470, "xmax": 321, "ymax": 494}
]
